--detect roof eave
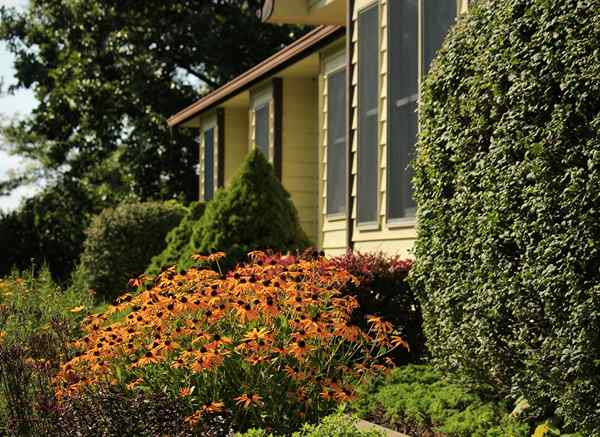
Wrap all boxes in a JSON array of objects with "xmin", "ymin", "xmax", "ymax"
[{"xmin": 167, "ymin": 25, "xmax": 345, "ymax": 128}]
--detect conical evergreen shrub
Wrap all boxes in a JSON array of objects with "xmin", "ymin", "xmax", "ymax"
[
  {"xmin": 145, "ymin": 202, "xmax": 206, "ymax": 275},
  {"xmin": 183, "ymin": 149, "xmax": 310, "ymax": 270}
]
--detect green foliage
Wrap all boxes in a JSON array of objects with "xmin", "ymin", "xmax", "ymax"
[
  {"xmin": 0, "ymin": 266, "xmax": 93, "ymax": 434},
  {"xmin": 145, "ymin": 201, "xmax": 206, "ymax": 275},
  {"xmin": 354, "ymin": 365, "xmax": 530, "ymax": 437},
  {"xmin": 291, "ymin": 412, "xmax": 385, "ymax": 437},
  {"xmin": 0, "ymin": 265, "xmax": 92, "ymax": 349},
  {"xmin": 0, "ymin": 180, "xmax": 106, "ymax": 282},
  {"xmin": 236, "ymin": 410, "xmax": 385, "ymax": 437},
  {"xmin": 185, "ymin": 150, "xmax": 310, "ymax": 269},
  {"xmin": 77, "ymin": 201, "xmax": 186, "ymax": 301},
  {"xmin": 0, "ymin": 1, "xmax": 309, "ymax": 202},
  {"xmin": 411, "ymin": 0, "xmax": 600, "ymax": 433}
]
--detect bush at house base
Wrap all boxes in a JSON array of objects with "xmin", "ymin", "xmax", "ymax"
[
  {"xmin": 412, "ymin": 0, "xmax": 600, "ymax": 434},
  {"xmin": 182, "ymin": 149, "xmax": 311, "ymax": 271}
]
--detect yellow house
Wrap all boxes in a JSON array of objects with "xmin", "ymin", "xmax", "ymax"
[{"xmin": 169, "ymin": 0, "xmax": 470, "ymax": 257}]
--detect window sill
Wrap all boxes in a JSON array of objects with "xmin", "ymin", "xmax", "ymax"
[
  {"xmin": 387, "ymin": 217, "xmax": 417, "ymax": 229},
  {"xmin": 356, "ymin": 221, "xmax": 380, "ymax": 232},
  {"xmin": 325, "ymin": 212, "xmax": 347, "ymax": 222}
]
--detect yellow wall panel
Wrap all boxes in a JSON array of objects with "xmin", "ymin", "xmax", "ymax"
[
  {"xmin": 282, "ymin": 77, "xmax": 319, "ymax": 244},
  {"xmin": 224, "ymin": 108, "xmax": 249, "ymax": 186}
]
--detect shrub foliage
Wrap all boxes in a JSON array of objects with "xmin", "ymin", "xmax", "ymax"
[
  {"xmin": 146, "ymin": 202, "xmax": 206, "ymax": 275},
  {"xmin": 77, "ymin": 201, "xmax": 186, "ymax": 301},
  {"xmin": 331, "ymin": 252, "xmax": 424, "ymax": 363},
  {"xmin": 0, "ymin": 181, "xmax": 100, "ymax": 282},
  {"xmin": 412, "ymin": 0, "xmax": 600, "ymax": 432},
  {"xmin": 184, "ymin": 150, "xmax": 310, "ymax": 270},
  {"xmin": 55, "ymin": 252, "xmax": 407, "ymax": 433}
]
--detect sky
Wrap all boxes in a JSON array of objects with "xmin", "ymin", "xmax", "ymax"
[{"xmin": 0, "ymin": 0, "xmax": 38, "ymax": 212}]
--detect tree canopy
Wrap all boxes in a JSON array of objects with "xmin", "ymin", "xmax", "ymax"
[{"xmin": 0, "ymin": 0, "xmax": 308, "ymax": 202}]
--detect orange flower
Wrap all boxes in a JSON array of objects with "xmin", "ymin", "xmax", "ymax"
[
  {"xmin": 184, "ymin": 410, "xmax": 203, "ymax": 428},
  {"xmin": 207, "ymin": 252, "xmax": 226, "ymax": 262},
  {"xmin": 200, "ymin": 401, "xmax": 225, "ymax": 414},
  {"xmin": 131, "ymin": 351, "xmax": 159, "ymax": 368},
  {"xmin": 243, "ymin": 327, "xmax": 270, "ymax": 342},
  {"xmin": 288, "ymin": 339, "xmax": 313, "ymax": 359},
  {"xmin": 234, "ymin": 392, "xmax": 264, "ymax": 409},
  {"xmin": 179, "ymin": 386, "xmax": 193, "ymax": 397},
  {"xmin": 391, "ymin": 335, "xmax": 410, "ymax": 351},
  {"xmin": 128, "ymin": 274, "xmax": 150, "ymax": 288}
]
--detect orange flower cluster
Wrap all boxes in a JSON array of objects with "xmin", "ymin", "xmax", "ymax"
[{"xmin": 54, "ymin": 251, "xmax": 407, "ymax": 428}]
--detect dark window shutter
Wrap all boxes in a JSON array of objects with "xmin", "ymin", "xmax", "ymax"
[
  {"xmin": 423, "ymin": 0, "xmax": 457, "ymax": 74},
  {"xmin": 204, "ymin": 128, "xmax": 215, "ymax": 201},
  {"xmin": 255, "ymin": 104, "xmax": 270, "ymax": 156},
  {"xmin": 326, "ymin": 68, "xmax": 347, "ymax": 215},
  {"xmin": 388, "ymin": 0, "xmax": 418, "ymax": 219},
  {"xmin": 357, "ymin": 5, "xmax": 379, "ymax": 224}
]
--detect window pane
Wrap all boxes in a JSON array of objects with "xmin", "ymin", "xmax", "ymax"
[
  {"xmin": 388, "ymin": 0, "xmax": 418, "ymax": 219},
  {"xmin": 326, "ymin": 68, "xmax": 347, "ymax": 215},
  {"xmin": 388, "ymin": 102, "xmax": 417, "ymax": 218},
  {"xmin": 423, "ymin": 0, "xmax": 456, "ymax": 73},
  {"xmin": 255, "ymin": 104, "xmax": 269, "ymax": 156},
  {"xmin": 357, "ymin": 6, "xmax": 379, "ymax": 224},
  {"xmin": 204, "ymin": 128, "xmax": 214, "ymax": 201}
]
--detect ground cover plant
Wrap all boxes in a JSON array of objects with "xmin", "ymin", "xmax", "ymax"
[
  {"xmin": 76, "ymin": 201, "xmax": 187, "ymax": 301},
  {"xmin": 412, "ymin": 0, "xmax": 600, "ymax": 432},
  {"xmin": 237, "ymin": 409, "xmax": 385, "ymax": 437},
  {"xmin": 55, "ymin": 251, "xmax": 407, "ymax": 434},
  {"xmin": 353, "ymin": 365, "xmax": 530, "ymax": 437}
]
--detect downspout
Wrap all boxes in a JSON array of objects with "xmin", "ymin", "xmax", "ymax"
[{"xmin": 345, "ymin": 0, "xmax": 355, "ymax": 252}]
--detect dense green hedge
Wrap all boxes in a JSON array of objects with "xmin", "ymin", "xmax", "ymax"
[
  {"xmin": 412, "ymin": 0, "xmax": 600, "ymax": 433},
  {"xmin": 182, "ymin": 149, "xmax": 310, "ymax": 270},
  {"xmin": 76, "ymin": 201, "xmax": 186, "ymax": 300},
  {"xmin": 145, "ymin": 201, "xmax": 205, "ymax": 275}
]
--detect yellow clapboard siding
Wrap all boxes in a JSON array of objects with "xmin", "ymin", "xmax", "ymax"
[
  {"xmin": 290, "ymin": 190, "xmax": 320, "ymax": 206},
  {"xmin": 323, "ymin": 228, "xmax": 348, "ymax": 251},
  {"xmin": 282, "ymin": 77, "xmax": 319, "ymax": 244},
  {"xmin": 353, "ymin": 238, "xmax": 415, "ymax": 258},
  {"xmin": 324, "ymin": 247, "xmax": 347, "ymax": 257},
  {"xmin": 224, "ymin": 108, "xmax": 250, "ymax": 187},
  {"xmin": 353, "ymin": 223, "xmax": 417, "ymax": 241},
  {"xmin": 322, "ymin": 218, "xmax": 346, "ymax": 232}
]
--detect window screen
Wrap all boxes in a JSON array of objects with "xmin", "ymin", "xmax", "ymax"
[
  {"xmin": 326, "ymin": 68, "xmax": 347, "ymax": 216},
  {"xmin": 423, "ymin": 0, "xmax": 457, "ymax": 73},
  {"xmin": 255, "ymin": 103, "xmax": 270, "ymax": 156},
  {"xmin": 388, "ymin": 0, "xmax": 418, "ymax": 219},
  {"xmin": 203, "ymin": 127, "xmax": 214, "ymax": 201},
  {"xmin": 357, "ymin": 6, "xmax": 379, "ymax": 224}
]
